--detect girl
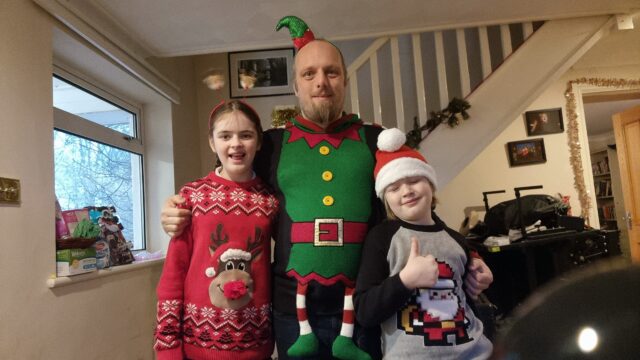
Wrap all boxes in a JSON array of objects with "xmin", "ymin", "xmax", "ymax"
[
  {"xmin": 354, "ymin": 128, "xmax": 492, "ymax": 360},
  {"xmin": 154, "ymin": 100, "xmax": 278, "ymax": 360}
]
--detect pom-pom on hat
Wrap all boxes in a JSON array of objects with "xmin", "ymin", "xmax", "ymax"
[{"xmin": 374, "ymin": 128, "xmax": 438, "ymax": 199}]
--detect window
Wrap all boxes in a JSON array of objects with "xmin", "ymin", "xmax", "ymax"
[{"xmin": 53, "ymin": 69, "xmax": 145, "ymax": 249}]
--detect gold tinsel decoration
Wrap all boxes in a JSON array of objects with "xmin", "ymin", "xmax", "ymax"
[
  {"xmin": 564, "ymin": 77, "xmax": 640, "ymax": 221},
  {"xmin": 271, "ymin": 106, "xmax": 300, "ymax": 128}
]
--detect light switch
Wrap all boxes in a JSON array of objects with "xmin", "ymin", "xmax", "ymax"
[
  {"xmin": 0, "ymin": 177, "xmax": 20, "ymax": 204},
  {"xmin": 616, "ymin": 14, "xmax": 634, "ymax": 30}
]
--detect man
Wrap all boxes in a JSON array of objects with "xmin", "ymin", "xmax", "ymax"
[{"xmin": 161, "ymin": 16, "xmax": 493, "ymax": 360}]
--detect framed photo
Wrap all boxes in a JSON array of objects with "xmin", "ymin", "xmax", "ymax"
[
  {"xmin": 524, "ymin": 108, "xmax": 564, "ymax": 136},
  {"xmin": 506, "ymin": 138, "xmax": 547, "ymax": 167},
  {"xmin": 229, "ymin": 48, "xmax": 295, "ymax": 98}
]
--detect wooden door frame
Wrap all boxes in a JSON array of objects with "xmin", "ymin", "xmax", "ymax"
[{"xmin": 567, "ymin": 81, "xmax": 640, "ymax": 228}]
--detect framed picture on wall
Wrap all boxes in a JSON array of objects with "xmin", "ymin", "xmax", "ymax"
[
  {"xmin": 506, "ymin": 138, "xmax": 547, "ymax": 167},
  {"xmin": 524, "ymin": 108, "xmax": 564, "ymax": 136},
  {"xmin": 229, "ymin": 48, "xmax": 295, "ymax": 98}
]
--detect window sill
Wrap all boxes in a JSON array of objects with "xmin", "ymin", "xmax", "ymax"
[{"xmin": 47, "ymin": 257, "xmax": 165, "ymax": 289}]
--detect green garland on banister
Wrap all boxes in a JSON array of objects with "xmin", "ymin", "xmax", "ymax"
[{"xmin": 406, "ymin": 97, "xmax": 471, "ymax": 149}]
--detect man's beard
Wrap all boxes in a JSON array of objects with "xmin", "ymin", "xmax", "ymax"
[{"xmin": 302, "ymin": 100, "xmax": 341, "ymax": 127}]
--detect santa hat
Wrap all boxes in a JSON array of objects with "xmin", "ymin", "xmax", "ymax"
[
  {"xmin": 374, "ymin": 128, "xmax": 438, "ymax": 199},
  {"xmin": 205, "ymin": 242, "xmax": 252, "ymax": 278},
  {"xmin": 433, "ymin": 262, "xmax": 455, "ymax": 289}
]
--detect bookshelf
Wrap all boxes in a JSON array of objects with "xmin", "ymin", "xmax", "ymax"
[
  {"xmin": 591, "ymin": 149, "xmax": 617, "ymax": 230},
  {"xmin": 589, "ymin": 145, "xmax": 630, "ymax": 260}
]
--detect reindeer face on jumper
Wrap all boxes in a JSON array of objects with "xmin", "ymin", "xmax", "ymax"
[{"xmin": 205, "ymin": 224, "xmax": 263, "ymax": 310}]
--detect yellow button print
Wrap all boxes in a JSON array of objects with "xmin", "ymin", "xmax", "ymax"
[
  {"xmin": 322, "ymin": 195, "xmax": 334, "ymax": 206},
  {"xmin": 322, "ymin": 171, "xmax": 333, "ymax": 181},
  {"xmin": 319, "ymin": 146, "xmax": 330, "ymax": 155}
]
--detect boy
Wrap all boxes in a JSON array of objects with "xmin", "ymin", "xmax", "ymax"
[{"xmin": 354, "ymin": 128, "xmax": 493, "ymax": 359}]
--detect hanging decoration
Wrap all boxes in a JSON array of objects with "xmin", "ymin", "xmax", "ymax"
[
  {"xmin": 564, "ymin": 77, "xmax": 640, "ymax": 220},
  {"xmin": 202, "ymin": 69, "xmax": 225, "ymax": 91},
  {"xmin": 406, "ymin": 97, "xmax": 471, "ymax": 149},
  {"xmin": 239, "ymin": 69, "xmax": 257, "ymax": 90}
]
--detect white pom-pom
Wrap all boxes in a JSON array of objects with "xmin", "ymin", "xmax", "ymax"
[
  {"xmin": 205, "ymin": 267, "xmax": 216, "ymax": 278},
  {"xmin": 377, "ymin": 128, "xmax": 406, "ymax": 152}
]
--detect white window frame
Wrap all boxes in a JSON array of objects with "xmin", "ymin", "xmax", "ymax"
[{"xmin": 52, "ymin": 65, "xmax": 147, "ymax": 249}]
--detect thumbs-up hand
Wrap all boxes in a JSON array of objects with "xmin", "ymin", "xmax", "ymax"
[{"xmin": 399, "ymin": 237, "xmax": 439, "ymax": 290}]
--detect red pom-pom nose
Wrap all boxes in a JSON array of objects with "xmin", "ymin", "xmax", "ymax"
[{"xmin": 223, "ymin": 280, "xmax": 247, "ymax": 299}]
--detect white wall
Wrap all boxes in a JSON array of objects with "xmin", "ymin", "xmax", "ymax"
[
  {"xmin": 192, "ymin": 53, "xmax": 297, "ymax": 178},
  {"xmin": 0, "ymin": 2, "xmax": 168, "ymax": 359},
  {"xmin": 436, "ymin": 63, "xmax": 640, "ymax": 231},
  {"xmin": 149, "ymin": 55, "xmax": 203, "ymax": 191}
]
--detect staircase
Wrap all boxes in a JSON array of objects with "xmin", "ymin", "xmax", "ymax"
[{"xmin": 344, "ymin": 15, "xmax": 615, "ymax": 187}]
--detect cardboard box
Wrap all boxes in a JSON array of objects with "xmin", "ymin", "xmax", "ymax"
[
  {"xmin": 56, "ymin": 248, "xmax": 97, "ymax": 276},
  {"xmin": 61, "ymin": 209, "xmax": 90, "ymax": 236}
]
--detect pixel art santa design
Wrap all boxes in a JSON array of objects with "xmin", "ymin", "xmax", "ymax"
[{"xmin": 398, "ymin": 261, "xmax": 473, "ymax": 346}]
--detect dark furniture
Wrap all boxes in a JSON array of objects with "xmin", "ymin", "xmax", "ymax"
[{"xmin": 467, "ymin": 229, "xmax": 620, "ymax": 316}]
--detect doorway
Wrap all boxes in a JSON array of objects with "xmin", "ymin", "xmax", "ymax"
[{"xmin": 583, "ymin": 91, "xmax": 640, "ymax": 260}]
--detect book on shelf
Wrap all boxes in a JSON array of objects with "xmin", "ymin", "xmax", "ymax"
[
  {"xmin": 595, "ymin": 179, "xmax": 612, "ymax": 197},
  {"xmin": 598, "ymin": 204, "xmax": 616, "ymax": 220},
  {"xmin": 592, "ymin": 157, "xmax": 610, "ymax": 175}
]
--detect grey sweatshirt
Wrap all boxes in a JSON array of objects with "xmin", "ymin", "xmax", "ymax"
[{"xmin": 355, "ymin": 218, "xmax": 492, "ymax": 359}]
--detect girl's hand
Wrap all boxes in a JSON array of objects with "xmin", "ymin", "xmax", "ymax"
[
  {"xmin": 161, "ymin": 195, "xmax": 191, "ymax": 237},
  {"xmin": 399, "ymin": 237, "xmax": 439, "ymax": 290}
]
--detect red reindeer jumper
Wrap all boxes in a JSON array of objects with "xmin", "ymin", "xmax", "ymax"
[{"xmin": 154, "ymin": 171, "xmax": 278, "ymax": 360}]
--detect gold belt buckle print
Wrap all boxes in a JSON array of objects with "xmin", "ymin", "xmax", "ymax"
[{"xmin": 313, "ymin": 218, "xmax": 344, "ymax": 246}]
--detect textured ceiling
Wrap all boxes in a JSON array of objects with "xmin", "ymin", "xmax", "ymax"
[{"xmin": 82, "ymin": 0, "xmax": 640, "ymax": 57}]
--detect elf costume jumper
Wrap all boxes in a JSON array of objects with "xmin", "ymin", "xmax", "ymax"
[
  {"xmin": 154, "ymin": 171, "xmax": 278, "ymax": 360},
  {"xmin": 257, "ymin": 109, "xmax": 382, "ymax": 359},
  {"xmin": 257, "ymin": 19, "xmax": 383, "ymax": 357}
]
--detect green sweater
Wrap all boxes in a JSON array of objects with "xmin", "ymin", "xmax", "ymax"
[{"xmin": 255, "ymin": 114, "xmax": 384, "ymax": 315}]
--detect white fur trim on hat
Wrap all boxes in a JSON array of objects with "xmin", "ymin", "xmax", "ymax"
[
  {"xmin": 220, "ymin": 248, "xmax": 252, "ymax": 262},
  {"xmin": 377, "ymin": 128, "xmax": 406, "ymax": 152},
  {"xmin": 375, "ymin": 157, "xmax": 438, "ymax": 199},
  {"xmin": 433, "ymin": 278, "xmax": 455, "ymax": 289}
]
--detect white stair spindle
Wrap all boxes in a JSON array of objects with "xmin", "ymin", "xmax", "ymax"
[
  {"xmin": 500, "ymin": 24, "xmax": 512, "ymax": 58},
  {"xmin": 456, "ymin": 28, "xmax": 471, "ymax": 96},
  {"xmin": 523, "ymin": 22, "xmax": 534, "ymax": 39},
  {"xmin": 434, "ymin": 31, "xmax": 448, "ymax": 109},
  {"xmin": 369, "ymin": 54, "xmax": 382, "ymax": 124},
  {"xmin": 390, "ymin": 36, "xmax": 405, "ymax": 131},
  {"xmin": 479, "ymin": 26, "xmax": 492, "ymax": 79},
  {"xmin": 350, "ymin": 75, "xmax": 359, "ymax": 116},
  {"xmin": 412, "ymin": 34, "xmax": 427, "ymax": 124}
]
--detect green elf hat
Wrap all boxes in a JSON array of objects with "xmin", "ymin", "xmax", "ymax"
[{"xmin": 276, "ymin": 15, "xmax": 316, "ymax": 50}]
